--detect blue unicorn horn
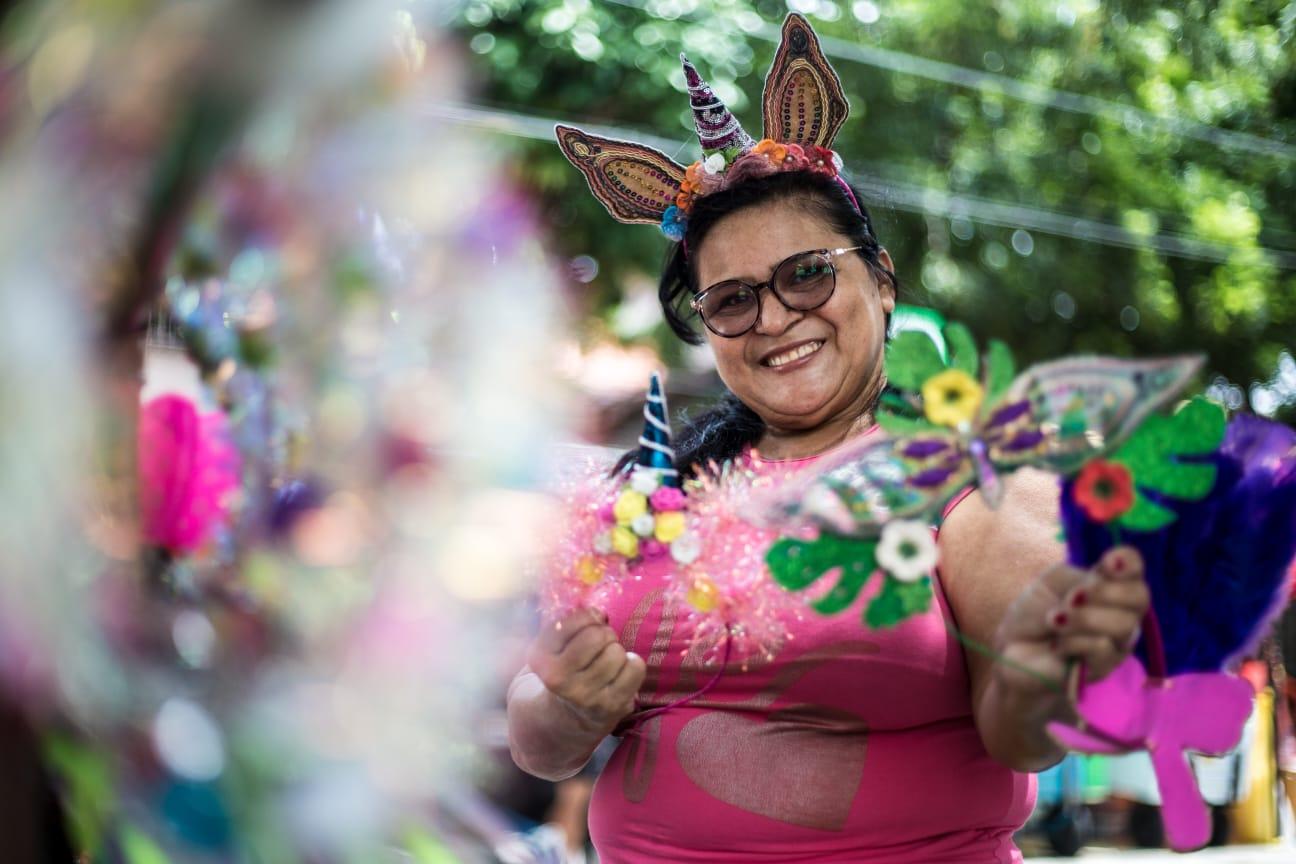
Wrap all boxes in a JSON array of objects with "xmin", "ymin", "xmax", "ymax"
[{"xmin": 637, "ymin": 372, "xmax": 680, "ymax": 487}]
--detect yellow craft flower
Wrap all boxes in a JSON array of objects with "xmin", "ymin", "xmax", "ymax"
[
  {"xmin": 653, "ymin": 511, "xmax": 687, "ymax": 544},
  {"xmin": 685, "ymin": 576, "xmax": 719, "ymax": 613},
  {"xmin": 576, "ymin": 555, "xmax": 605, "ymax": 586},
  {"xmin": 613, "ymin": 490, "xmax": 648, "ymax": 525},
  {"xmin": 611, "ymin": 525, "xmax": 640, "ymax": 559},
  {"xmin": 922, "ymin": 368, "xmax": 984, "ymax": 427}
]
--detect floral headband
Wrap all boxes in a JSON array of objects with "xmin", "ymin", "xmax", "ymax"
[{"xmin": 555, "ymin": 13, "xmax": 859, "ymax": 244}]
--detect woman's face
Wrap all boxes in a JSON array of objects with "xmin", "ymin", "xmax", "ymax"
[{"xmin": 693, "ymin": 197, "xmax": 895, "ymax": 432}]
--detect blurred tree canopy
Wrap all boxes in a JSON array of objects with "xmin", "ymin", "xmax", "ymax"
[{"xmin": 452, "ymin": 0, "xmax": 1296, "ymax": 422}]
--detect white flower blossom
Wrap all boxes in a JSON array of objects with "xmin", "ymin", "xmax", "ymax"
[
  {"xmin": 876, "ymin": 519, "xmax": 938, "ymax": 583},
  {"xmin": 630, "ymin": 468, "xmax": 661, "ymax": 495},
  {"xmin": 631, "ymin": 512, "xmax": 657, "ymax": 537},
  {"xmin": 593, "ymin": 531, "xmax": 614, "ymax": 555},
  {"xmin": 670, "ymin": 530, "xmax": 702, "ymax": 565},
  {"xmin": 703, "ymin": 152, "xmax": 727, "ymax": 174}
]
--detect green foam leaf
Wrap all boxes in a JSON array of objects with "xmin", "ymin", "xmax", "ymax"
[
  {"xmin": 1117, "ymin": 491, "xmax": 1177, "ymax": 532},
  {"xmin": 865, "ymin": 576, "xmax": 933, "ymax": 628},
  {"xmin": 1112, "ymin": 396, "xmax": 1225, "ymax": 504},
  {"xmin": 813, "ymin": 558, "xmax": 875, "ymax": 614},
  {"xmin": 985, "ymin": 340, "xmax": 1016, "ymax": 403},
  {"xmin": 767, "ymin": 534, "xmax": 878, "ymax": 614},
  {"xmin": 885, "ymin": 331, "xmax": 945, "ymax": 392},
  {"xmin": 945, "ymin": 322, "xmax": 979, "ymax": 377}
]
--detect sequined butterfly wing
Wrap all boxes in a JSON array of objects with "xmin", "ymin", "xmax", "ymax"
[
  {"xmin": 981, "ymin": 355, "xmax": 1205, "ymax": 477},
  {"xmin": 554, "ymin": 125, "xmax": 687, "ymax": 225},
  {"xmin": 762, "ymin": 14, "xmax": 849, "ymax": 149},
  {"xmin": 757, "ymin": 431, "xmax": 974, "ymax": 538}
]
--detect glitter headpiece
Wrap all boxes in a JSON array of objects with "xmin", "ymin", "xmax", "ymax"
[{"xmin": 555, "ymin": 13, "xmax": 854, "ymax": 242}]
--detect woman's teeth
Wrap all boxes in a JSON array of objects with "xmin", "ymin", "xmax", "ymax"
[{"xmin": 765, "ymin": 340, "xmax": 824, "ymax": 367}]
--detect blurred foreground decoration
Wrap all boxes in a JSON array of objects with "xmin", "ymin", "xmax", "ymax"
[{"xmin": 0, "ymin": 0, "xmax": 569, "ymax": 859}]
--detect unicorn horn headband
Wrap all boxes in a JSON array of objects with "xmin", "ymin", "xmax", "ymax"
[{"xmin": 555, "ymin": 13, "xmax": 857, "ymax": 243}]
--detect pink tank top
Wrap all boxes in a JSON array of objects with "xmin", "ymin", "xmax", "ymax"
[{"xmin": 588, "ymin": 450, "xmax": 1035, "ymax": 863}]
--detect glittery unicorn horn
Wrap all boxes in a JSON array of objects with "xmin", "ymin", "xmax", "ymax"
[
  {"xmin": 681, "ymin": 53, "xmax": 754, "ymax": 155},
  {"xmin": 636, "ymin": 371, "xmax": 680, "ymax": 488}
]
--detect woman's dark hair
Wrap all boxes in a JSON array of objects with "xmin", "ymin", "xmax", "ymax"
[{"xmin": 616, "ymin": 170, "xmax": 898, "ymax": 478}]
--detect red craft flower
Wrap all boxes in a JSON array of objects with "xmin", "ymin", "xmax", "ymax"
[
  {"xmin": 1074, "ymin": 459, "xmax": 1135, "ymax": 523},
  {"xmin": 805, "ymin": 145, "xmax": 839, "ymax": 176}
]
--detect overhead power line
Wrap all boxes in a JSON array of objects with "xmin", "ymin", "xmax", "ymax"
[
  {"xmin": 602, "ymin": 0, "xmax": 1296, "ymax": 161},
  {"xmin": 425, "ymin": 100, "xmax": 1296, "ymax": 270}
]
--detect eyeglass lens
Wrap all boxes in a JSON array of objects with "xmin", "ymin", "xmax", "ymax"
[{"xmin": 697, "ymin": 251, "xmax": 837, "ymax": 336}]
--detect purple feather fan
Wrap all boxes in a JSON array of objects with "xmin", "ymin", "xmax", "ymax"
[{"xmin": 1060, "ymin": 414, "xmax": 1296, "ymax": 675}]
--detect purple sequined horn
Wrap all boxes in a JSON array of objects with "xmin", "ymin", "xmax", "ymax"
[{"xmin": 681, "ymin": 53, "xmax": 755, "ymax": 154}]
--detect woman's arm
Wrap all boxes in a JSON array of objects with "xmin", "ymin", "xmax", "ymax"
[
  {"xmin": 507, "ymin": 609, "xmax": 646, "ymax": 781},
  {"xmin": 937, "ymin": 468, "xmax": 1149, "ymax": 773}
]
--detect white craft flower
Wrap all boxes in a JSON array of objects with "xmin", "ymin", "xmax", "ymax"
[
  {"xmin": 703, "ymin": 152, "xmax": 727, "ymax": 174},
  {"xmin": 593, "ymin": 530, "xmax": 614, "ymax": 555},
  {"xmin": 631, "ymin": 512, "xmax": 657, "ymax": 537},
  {"xmin": 670, "ymin": 530, "xmax": 702, "ymax": 565},
  {"xmin": 630, "ymin": 468, "xmax": 661, "ymax": 495},
  {"xmin": 875, "ymin": 519, "xmax": 938, "ymax": 583}
]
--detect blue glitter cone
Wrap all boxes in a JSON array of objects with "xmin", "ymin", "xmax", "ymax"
[{"xmin": 636, "ymin": 372, "xmax": 679, "ymax": 487}]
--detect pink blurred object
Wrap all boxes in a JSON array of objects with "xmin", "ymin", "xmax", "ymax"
[
  {"xmin": 1046, "ymin": 656, "xmax": 1253, "ymax": 852},
  {"xmin": 138, "ymin": 394, "xmax": 241, "ymax": 553},
  {"xmin": 540, "ymin": 464, "xmax": 626, "ymax": 620}
]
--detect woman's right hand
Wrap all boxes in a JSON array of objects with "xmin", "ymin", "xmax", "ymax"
[{"xmin": 526, "ymin": 608, "xmax": 647, "ymax": 733}]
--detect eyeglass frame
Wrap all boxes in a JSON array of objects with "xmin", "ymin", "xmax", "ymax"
[{"xmin": 688, "ymin": 245, "xmax": 867, "ymax": 338}]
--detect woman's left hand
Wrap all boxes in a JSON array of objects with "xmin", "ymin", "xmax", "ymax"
[{"xmin": 993, "ymin": 545, "xmax": 1151, "ymax": 697}]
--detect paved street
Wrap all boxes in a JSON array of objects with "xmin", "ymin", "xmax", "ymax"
[{"xmin": 1029, "ymin": 843, "xmax": 1296, "ymax": 862}]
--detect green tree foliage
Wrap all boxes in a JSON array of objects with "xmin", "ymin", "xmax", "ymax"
[{"xmin": 455, "ymin": 0, "xmax": 1296, "ymax": 422}]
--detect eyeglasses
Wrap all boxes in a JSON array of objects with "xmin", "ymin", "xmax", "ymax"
[{"xmin": 690, "ymin": 246, "xmax": 864, "ymax": 338}]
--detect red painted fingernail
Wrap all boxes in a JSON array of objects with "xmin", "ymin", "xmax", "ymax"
[
  {"xmin": 1070, "ymin": 590, "xmax": 1087, "ymax": 607},
  {"xmin": 1051, "ymin": 611, "xmax": 1069, "ymax": 628}
]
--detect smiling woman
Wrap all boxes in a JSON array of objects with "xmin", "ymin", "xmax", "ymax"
[
  {"xmin": 509, "ymin": 13, "xmax": 1153, "ymax": 863},
  {"xmin": 667, "ymin": 171, "xmax": 895, "ymax": 462}
]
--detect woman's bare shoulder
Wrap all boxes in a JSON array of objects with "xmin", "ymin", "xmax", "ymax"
[{"xmin": 938, "ymin": 468, "xmax": 1063, "ymax": 601}]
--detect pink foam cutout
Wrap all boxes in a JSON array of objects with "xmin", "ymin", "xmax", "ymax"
[{"xmin": 1047, "ymin": 656, "xmax": 1253, "ymax": 852}]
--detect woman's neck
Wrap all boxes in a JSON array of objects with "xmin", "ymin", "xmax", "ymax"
[
  {"xmin": 755, "ymin": 409, "xmax": 875, "ymax": 461},
  {"xmin": 752, "ymin": 369, "xmax": 885, "ymax": 460}
]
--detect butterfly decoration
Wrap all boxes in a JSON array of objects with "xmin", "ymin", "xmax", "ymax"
[
  {"xmin": 759, "ymin": 322, "xmax": 1204, "ymax": 629},
  {"xmin": 769, "ymin": 323, "xmax": 1205, "ymax": 535}
]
